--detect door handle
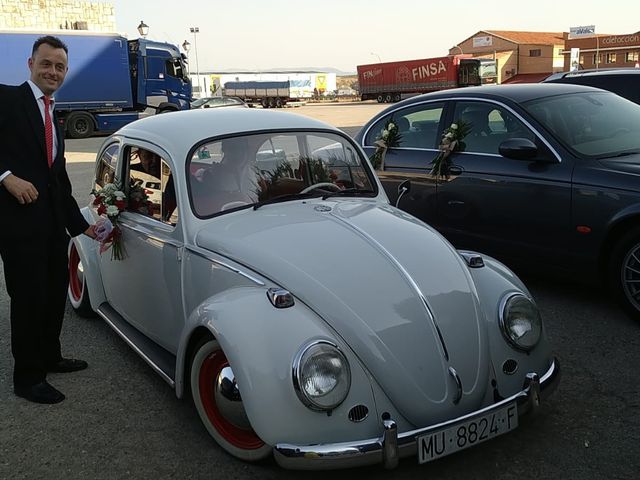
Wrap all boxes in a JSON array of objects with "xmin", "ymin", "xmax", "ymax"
[
  {"xmin": 448, "ymin": 165, "xmax": 463, "ymax": 175},
  {"xmin": 447, "ymin": 200, "xmax": 465, "ymax": 206}
]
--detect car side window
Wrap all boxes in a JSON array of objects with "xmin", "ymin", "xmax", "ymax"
[
  {"xmin": 365, "ymin": 103, "xmax": 444, "ymax": 149},
  {"xmin": 453, "ymin": 102, "xmax": 535, "ymax": 155},
  {"xmin": 95, "ymin": 144, "xmax": 119, "ymax": 187},
  {"xmin": 126, "ymin": 147, "xmax": 178, "ymax": 226}
]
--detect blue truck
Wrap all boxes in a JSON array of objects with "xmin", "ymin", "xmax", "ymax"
[{"xmin": 0, "ymin": 30, "xmax": 192, "ymax": 138}]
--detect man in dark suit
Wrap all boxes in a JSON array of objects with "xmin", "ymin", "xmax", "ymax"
[{"xmin": 0, "ymin": 36, "xmax": 96, "ymax": 404}]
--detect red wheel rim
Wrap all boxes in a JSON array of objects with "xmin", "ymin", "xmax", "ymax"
[
  {"xmin": 69, "ymin": 245, "xmax": 83, "ymax": 302},
  {"xmin": 199, "ymin": 349, "xmax": 264, "ymax": 450}
]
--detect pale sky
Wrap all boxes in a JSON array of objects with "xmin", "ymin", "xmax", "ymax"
[{"xmin": 111, "ymin": 0, "xmax": 638, "ymax": 73}]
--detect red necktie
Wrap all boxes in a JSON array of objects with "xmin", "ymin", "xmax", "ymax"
[{"xmin": 43, "ymin": 95, "xmax": 53, "ymax": 168}]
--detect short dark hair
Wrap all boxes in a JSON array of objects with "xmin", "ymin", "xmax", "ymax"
[{"xmin": 32, "ymin": 36, "xmax": 68, "ymax": 56}]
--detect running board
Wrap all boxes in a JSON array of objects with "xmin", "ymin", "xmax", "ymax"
[{"xmin": 96, "ymin": 302, "xmax": 177, "ymax": 387}]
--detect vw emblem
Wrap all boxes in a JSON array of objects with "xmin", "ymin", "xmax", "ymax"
[{"xmin": 314, "ymin": 205, "xmax": 332, "ymax": 212}]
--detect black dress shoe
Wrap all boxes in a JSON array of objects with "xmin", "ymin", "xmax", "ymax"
[
  {"xmin": 14, "ymin": 381, "xmax": 65, "ymax": 404},
  {"xmin": 47, "ymin": 358, "xmax": 88, "ymax": 373}
]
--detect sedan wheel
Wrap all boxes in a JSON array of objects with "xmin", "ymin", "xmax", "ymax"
[
  {"xmin": 190, "ymin": 339, "xmax": 271, "ymax": 461},
  {"xmin": 67, "ymin": 242, "xmax": 95, "ymax": 317},
  {"xmin": 608, "ymin": 228, "xmax": 640, "ymax": 321}
]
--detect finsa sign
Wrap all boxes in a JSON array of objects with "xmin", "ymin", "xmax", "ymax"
[
  {"xmin": 363, "ymin": 68, "xmax": 383, "ymax": 80},
  {"xmin": 569, "ymin": 25, "xmax": 596, "ymax": 39},
  {"xmin": 410, "ymin": 60, "xmax": 447, "ymax": 81}
]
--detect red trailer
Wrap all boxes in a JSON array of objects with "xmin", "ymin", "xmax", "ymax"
[{"xmin": 357, "ymin": 55, "xmax": 488, "ymax": 103}]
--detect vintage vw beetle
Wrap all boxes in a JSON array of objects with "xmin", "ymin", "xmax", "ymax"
[{"xmin": 68, "ymin": 108, "xmax": 558, "ymax": 469}]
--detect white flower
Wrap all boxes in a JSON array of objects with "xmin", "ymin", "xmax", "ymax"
[
  {"xmin": 451, "ymin": 123, "xmax": 458, "ymax": 130},
  {"xmin": 102, "ymin": 183, "xmax": 116, "ymax": 193},
  {"xmin": 445, "ymin": 132, "xmax": 454, "ymax": 139},
  {"xmin": 382, "ymin": 129, "xmax": 389, "ymax": 138},
  {"xmin": 114, "ymin": 191, "xmax": 125, "ymax": 200},
  {"xmin": 388, "ymin": 122, "xmax": 396, "ymax": 131},
  {"xmin": 106, "ymin": 205, "xmax": 120, "ymax": 217}
]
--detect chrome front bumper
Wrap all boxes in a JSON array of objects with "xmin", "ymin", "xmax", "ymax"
[{"xmin": 274, "ymin": 358, "xmax": 559, "ymax": 470}]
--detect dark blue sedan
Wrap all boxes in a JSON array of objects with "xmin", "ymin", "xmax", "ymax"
[{"xmin": 355, "ymin": 84, "xmax": 640, "ymax": 320}]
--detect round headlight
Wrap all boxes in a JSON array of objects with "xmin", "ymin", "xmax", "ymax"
[
  {"xmin": 500, "ymin": 293, "xmax": 542, "ymax": 351},
  {"xmin": 293, "ymin": 341, "xmax": 351, "ymax": 411}
]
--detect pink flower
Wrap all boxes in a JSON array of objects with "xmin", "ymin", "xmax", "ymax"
[{"xmin": 94, "ymin": 217, "xmax": 114, "ymax": 242}]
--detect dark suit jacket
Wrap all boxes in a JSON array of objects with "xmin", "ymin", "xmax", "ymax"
[{"xmin": 0, "ymin": 82, "xmax": 89, "ymax": 240}]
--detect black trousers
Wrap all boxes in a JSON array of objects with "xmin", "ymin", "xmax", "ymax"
[{"xmin": 0, "ymin": 230, "xmax": 70, "ymax": 387}]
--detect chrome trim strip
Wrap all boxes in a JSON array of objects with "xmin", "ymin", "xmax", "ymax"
[
  {"xmin": 96, "ymin": 306, "xmax": 175, "ymax": 387},
  {"xmin": 448, "ymin": 366, "xmax": 463, "ymax": 405},
  {"xmin": 274, "ymin": 358, "xmax": 559, "ymax": 470},
  {"xmin": 118, "ymin": 220, "xmax": 183, "ymax": 248},
  {"xmin": 329, "ymin": 212, "xmax": 450, "ymax": 363},
  {"xmin": 361, "ymin": 97, "xmax": 562, "ymax": 163},
  {"xmin": 185, "ymin": 245, "xmax": 265, "ymax": 286}
]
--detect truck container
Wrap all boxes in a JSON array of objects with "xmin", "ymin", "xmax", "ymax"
[
  {"xmin": 224, "ymin": 80, "xmax": 293, "ymax": 108},
  {"xmin": 0, "ymin": 29, "xmax": 192, "ymax": 138},
  {"xmin": 357, "ymin": 55, "xmax": 493, "ymax": 102}
]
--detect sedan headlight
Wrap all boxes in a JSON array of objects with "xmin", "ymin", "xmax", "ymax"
[
  {"xmin": 500, "ymin": 293, "xmax": 542, "ymax": 351},
  {"xmin": 293, "ymin": 341, "xmax": 351, "ymax": 411}
]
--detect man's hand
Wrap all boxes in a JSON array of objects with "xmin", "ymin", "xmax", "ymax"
[{"xmin": 2, "ymin": 174, "xmax": 39, "ymax": 204}]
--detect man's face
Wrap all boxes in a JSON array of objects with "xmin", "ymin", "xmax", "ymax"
[{"xmin": 28, "ymin": 43, "xmax": 68, "ymax": 95}]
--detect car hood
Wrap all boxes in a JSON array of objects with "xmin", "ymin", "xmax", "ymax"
[{"xmin": 195, "ymin": 200, "xmax": 491, "ymax": 425}]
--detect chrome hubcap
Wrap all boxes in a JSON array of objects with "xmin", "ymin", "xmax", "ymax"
[
  {"xmin": 622, "ymin": 241, "xmax": 640, "ymax": 311},
  {"xmin": 214, "ymin": 366, "xmax": 251, "ymax": 430}
]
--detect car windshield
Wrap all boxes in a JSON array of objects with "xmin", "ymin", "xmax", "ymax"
[
  {"xmin": 522, "ymin": 91, "xmax": 640, "ymax": 159},
  {"xmin": 191, "ymin": 98, "xmax": 209, "ymax": 108},
  {"xmin": 187, "ymin": 131, "xmax": 377, "ymax": 217}
]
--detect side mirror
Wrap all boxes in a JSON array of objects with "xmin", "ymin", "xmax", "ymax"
[
  {"xmin": 498, "ymin": 138, "xmax": 538, "ymax": 160},
  {"xmin": 395, "ymin": 179, "xmax": 411, "ymax": 208}
]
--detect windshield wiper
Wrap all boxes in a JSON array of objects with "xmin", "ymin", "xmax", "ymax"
[
  {"xmin": 321, "ymin": 188, "xmax": 375, "ymax": 200},
  {"xmin": 253, "ymin": 192, "xmax": 317, "ymax": 210}
]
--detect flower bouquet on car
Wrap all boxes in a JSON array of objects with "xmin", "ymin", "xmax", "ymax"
[
  {"xmin": 91, "ymin": 181, "xmax": 150, "ymax": 260},
  {"xmin": 370, "ymin": 119, "xmax": 403, "ymax": 170},
  {"xmin": 430, "ymin": 119, "xmax": 471, "ymax": 179}
]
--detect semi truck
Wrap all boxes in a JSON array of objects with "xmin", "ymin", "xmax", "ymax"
[
  {"xmin": 357, "ymin": 55, "xmax": 496, "ymax": 103},
  {"xmin": 0, "ymin": 29, "xmax": 192, "ymax": 138},
  {"xmin": 224, "ymin": 80, "xmax": 294, "ymax": 108}
]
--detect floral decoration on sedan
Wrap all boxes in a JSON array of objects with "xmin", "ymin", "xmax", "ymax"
[
  {"xmin": 430, "ymin": 119, "xmax": 470, "ymax": 179},
  {"xmin": 370, "ymin": 118, "xmax": 402, "ymax": 169}
]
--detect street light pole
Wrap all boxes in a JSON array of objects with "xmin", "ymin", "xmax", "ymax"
[
  {"xmin": 189, "ymin": 27, "xmax": 201, "ymax": 97},
  {"xmin": 452, "ymin": 45, "xmax": 463, "ymax": 55},
  {"xmin": 370, "ymin": 52, "xmax": 382, "ymax": 63}
]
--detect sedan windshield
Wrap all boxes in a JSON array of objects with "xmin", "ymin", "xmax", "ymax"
[
  {"xmin": 187, "ymin": 132, "xmax": 376, "ymax": 217},
  {"xmin": 522, "ymin": 91, "xmax": 640, "ymax": 159}
]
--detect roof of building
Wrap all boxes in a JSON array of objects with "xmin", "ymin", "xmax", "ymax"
[{"xmin": 483, "ymin": 30, "xmax": 565, "ymax": 45}]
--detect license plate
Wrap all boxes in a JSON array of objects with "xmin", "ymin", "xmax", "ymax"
[{"xmin": 417, "ymin": 402, "xmax": 518, "ymax": 464}]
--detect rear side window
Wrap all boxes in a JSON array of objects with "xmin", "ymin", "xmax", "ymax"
[{"xmin": 364, "ymin": 103, "xmax": 444, "ymax": 149}]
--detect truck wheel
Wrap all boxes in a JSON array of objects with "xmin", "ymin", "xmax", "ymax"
[
  {"xmin": 608, "ymin": 227, "xmax": 640, "ymax": 321},
  {"xmin": 385, "ymin": 93, "xmax": 393, "ymax": 103},
  {"xmin": 376, "ymin": 95, "xmax": 384, "ymax": 103},
  {"xmin": 66, "ymin": 112, "xmax": 95, "ymax": 139},
  {"xmin": 261, "ymin": 99, "xmax": 269, "ymax": 108},
  {"xmin": 393, "ymin": 93, "xmax": 401, "ymax": 102},
  {"xmin": 268, "ymin": 98, "xmax": 276, "ymax": 108},
  {"xmin": 275, "ymin": 98, "xmax": 283, "ymax": 108}
]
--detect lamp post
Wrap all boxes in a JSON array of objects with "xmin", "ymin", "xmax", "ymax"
[
  {"xmin": 189, "ymin": 27, "xmax": 201, "ymax": 96},
  {"xmin": 137, "ymin": 20, "xmax": 149, "ymax": 38},
  {"xmin": 370, "ymin": 52, "xmax": 382, "ymax": 63},
  {"xmin": 452, "ymin": 45, "xmax": 463, "ymax": 55}
]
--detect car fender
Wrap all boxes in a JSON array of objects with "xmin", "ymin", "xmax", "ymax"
[
  {"xmin": 463, "ymin": 251, "xmax": 554, "ymax": 397},
  {"xmin": 176, "ymin": 286, "xmax": 384, "ymax": 446},
  {"xmin": 72, "ymin": 207, "xmax": 106, "ymax": 310}
]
